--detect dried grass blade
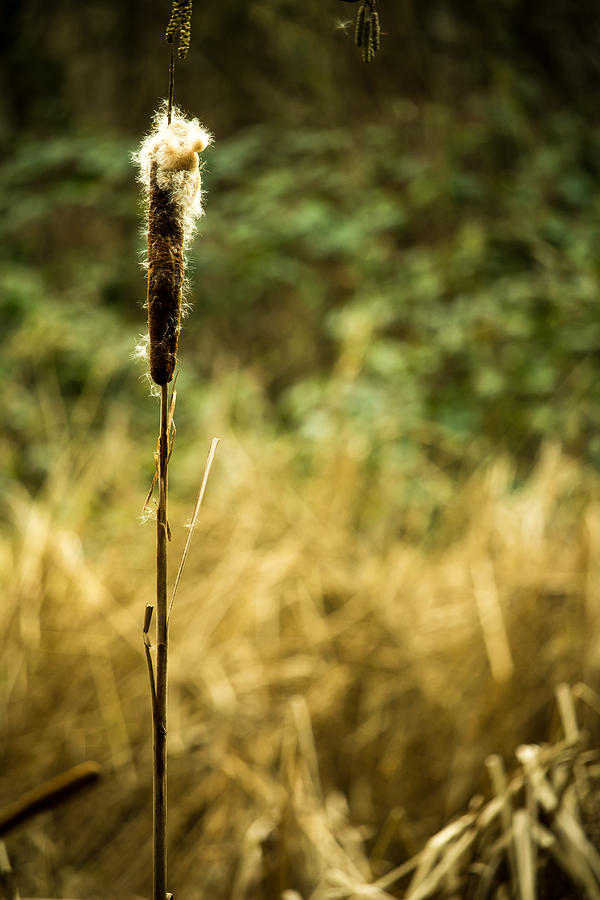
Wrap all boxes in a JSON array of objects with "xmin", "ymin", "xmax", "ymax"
[
  {"xmin": 471, "ymin": 852, "xmax": 503, "ymax": 900},
  {"xmin": 0, "ymin": 763, "xmax": 102, "ymax": 837},
  {"xmin": 290, "ymin": 694, "xmax": 324, "ymax": 807},
  {"xmin": 407, "ymin": 812, "xmax": 475, "ymax": 894},
  {"xmin": 555, "ymin": 683, "xmax": 579, "ymax": 744},
  {"xmin": 573, "ymin": 682, "xmax": 600, "ymax": 716},
  {"xmin": 407, "ymin": 841, "xmax": 439, "ymax": 893},
  {"xmin": 168, "ymin": 436, "xmax": 220, "ymax": 624},
  {"xmin": 554, "ymin": 804, "xmax": 600, "ymax": 890},
  {"xmin": 515, "ymin": 745, "xmax": 558, "ymax": 813},
  {"xmin": 373, "ymin": 852, "xmax": 422, "ymax": 891},
  {"xmin": 486, "ymin": 754, "xmax": 518, "ymax": 896},
  {"xmin": 470, "ymin": 560, "xmax": 513, "ymax": 683},
  {"xmin": 405, "ymin": 828, "xmax": 475, "ymax": 900},
  {"xmin": 512, "ymin": 810, "xmax": 535, "ymax": 900}
]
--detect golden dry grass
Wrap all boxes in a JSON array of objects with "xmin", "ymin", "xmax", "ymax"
[{"xmin": 1, "ymin": 382, "xmax": 599, "ymax": 899}]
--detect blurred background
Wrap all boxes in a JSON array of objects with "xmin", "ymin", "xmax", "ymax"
[{"xmin": 1, "ymin": 1, "xmax": 600, "ymax": 897}]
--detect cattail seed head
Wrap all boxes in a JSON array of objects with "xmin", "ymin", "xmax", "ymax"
[
  {"xmin": 146, "ymin": 159, "xmax": 185, "ymax": 384},
  {"xmin": 134, "ymin": 105, "xmax": 212, "ymax": 385}
]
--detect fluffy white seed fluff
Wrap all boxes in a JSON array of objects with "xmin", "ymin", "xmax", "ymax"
[{"xmin": 134, "ymin": 103, "xmax": 213, "ymax": 246}]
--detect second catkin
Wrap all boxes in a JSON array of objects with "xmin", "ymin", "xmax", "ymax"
[{"xmin": 135, "ymin": 107, "xmax": 212, "ymax": 385}]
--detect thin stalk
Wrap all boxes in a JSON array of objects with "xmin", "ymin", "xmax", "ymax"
[
  {"xmin": 167, "ymin": 47, "xmax": 175, "ymax": 125},
  {"xmin": 154, "ymin": 383, "xmax": 169, "ymax": 900}
]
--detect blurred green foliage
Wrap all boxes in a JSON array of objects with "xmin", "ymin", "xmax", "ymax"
[
  {"xmin": 199, "ymin": 91, "xmax": 600, "ymax": 468},
  {"xmin": 1, "ymin": 80, "xmax": 599, "ymax": 491}
]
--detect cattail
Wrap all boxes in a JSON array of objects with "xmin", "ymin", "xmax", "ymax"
[
  {"xmin": 134, "ymin": 106, "xmax": 212, "ymax": 385},
  {"xmin": 146, "ymin": 160, "xmax": 185, "ymax": 384}
]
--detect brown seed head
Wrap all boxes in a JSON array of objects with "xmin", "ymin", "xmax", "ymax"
[
  {"xmin": 147, "ymin": 160, "xmax": 185, "ymax": 385},
  {"xmin": 134, "ymin": 106, "xmax": 213, "ymax": 385}
]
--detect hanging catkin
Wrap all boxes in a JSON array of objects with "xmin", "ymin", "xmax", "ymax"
[
  {"xmin": 165, "ymin": 0, "xmax": 193, "ymax": 59},
  {"xmin": 354, "ymin": 1, "xmax": 381, "ymax": 62},
  {"xmin": 135, "ymin": 107, "xmax": 212, "ymax": 384}
]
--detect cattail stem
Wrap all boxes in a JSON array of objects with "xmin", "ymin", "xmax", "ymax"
[
  {"xmin": 136, "ymin": 99, "xmax": 211, "ymax": 900},
  {"xmin": 167, "ymin": 48, "xmax": 175, "ymax": 126},
  {"xmin": 153, "ymin": 383, "xmax": 169, "ymax": 900}
]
